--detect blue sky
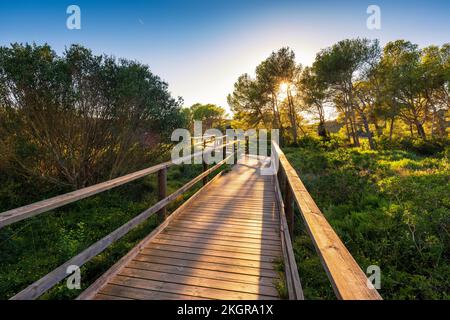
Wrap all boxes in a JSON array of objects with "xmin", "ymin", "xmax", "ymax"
[{"xmin": 1, "ymin": 0, "xmax": 449, "ymax": 114}]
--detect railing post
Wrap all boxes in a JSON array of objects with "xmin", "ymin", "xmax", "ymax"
[
  {"xmin": 233, "ymin": 137, "xmax": 237, "ymax": 164},
  {"xmin": 202, "ymin": 139, "xmax": 208, "ymax": 185},
  {"xmin": 158, "ymin": 167, "xmax": 167, "ymax": 219},
  {"xmin": 245, "ymin": 136, "xmax": 249, "ymax": 155},
  {"xmin": 256, "ymin": 130, "xmax": 259, "ymax": 157},
  {"xmin": 284, "ymin": 174, "xmax": 294, "ymax": 237},
  {"xmin": 222, "ymin": 136, "xmax": 227, "ymax": 161}
]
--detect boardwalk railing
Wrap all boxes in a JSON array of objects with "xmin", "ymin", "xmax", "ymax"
[
  {"xmin": 1, "ymin": 135, "xmax": 239, "ymax": 300},
  {"xmin": 269, "ymin": 140, "xmax": 382, "ymax": 300}
]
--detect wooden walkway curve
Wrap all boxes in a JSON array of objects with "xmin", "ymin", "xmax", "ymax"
[{"xmin": 79, "ymin": 156, "xmax": 283, "ymax": 300}]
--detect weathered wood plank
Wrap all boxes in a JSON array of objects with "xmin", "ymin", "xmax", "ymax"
[
  {"xmin": 139, "ymin": 248, "xmax": 276, "ymax": 270},
  {"xmin": 156, "ymin": 233, "xmax": 281, "ymax": 251},
  {"xmin": 99, "ymin": 284, "xmax": 207, "ymax": 300},
  {"xmin": 165, "ymin": 226, "xmax": 280, "ymax": 241},
  {"xmin": 119, "ymin": 267, "xmax": 279, "ymax": 296},
  {"xmin": 178, "ymin": 214, "xmax": 279, "ymax": 227},
  {"xmin": 127, "ymin": 260, "xmax": 277, "ymax": 287},
  {"xmin": 133, "ymin": 254, "xmax": 278, "ymax": 278},
  {"xmin": 147, "ymin": 243, "xmax": 279, "ymax": 262},
  {"xmin": 151, "ymin": 238, "xmax": 281, "ymax": 256},
  {"xmin": 110, "ymin": 275, "xmax": 277, "ymax": 300},
  {"xmin": 160, "ymin": 229, "xmax": 281, "ymax": 246}
]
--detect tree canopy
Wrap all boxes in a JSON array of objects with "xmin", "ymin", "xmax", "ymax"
[{"xmin": 0, "ymin": 43, "xmax": 185, "ymax": 188}]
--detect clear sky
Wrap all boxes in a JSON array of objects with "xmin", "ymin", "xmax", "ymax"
[{"xmin": 1, "ymin": 0, "xmax": 449, "ymax": 114}]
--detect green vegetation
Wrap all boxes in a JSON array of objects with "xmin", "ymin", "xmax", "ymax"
[{"xmin": 284, "ymin": 137, "xmax": 449, "ymax": 299}]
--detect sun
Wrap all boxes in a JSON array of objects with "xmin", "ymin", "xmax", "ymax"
[{"xmin": 279, "ymin": 82, "xmax": 289, "ymax": 94}]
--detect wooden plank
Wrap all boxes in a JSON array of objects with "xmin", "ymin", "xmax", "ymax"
[
  {"xmin": 272, "ymin": 141, "xmax": 382, "ymax": 300},
  {"xmin": 156, "ymin": 233, "xmax": 281, "ymax": 251},
  {"xmin": 186, "ymin": 206, "xmax": 279, "ymax": 217},
  {"xmin": 160, "ymin": 229, "xmax": 281, "ymax": 246},
  {"xmin": 140, "ymin": 248, "xmax": 276, "ymax": 270},
  {"xmin": 99, "ymin": 284, "xmax": 207, "ymax": 300},
  {"xmin": 169, "ymin": 220, "xmax": 279, "ymax": 235},
  {"xmin": 185, "ymin": 209, "xmax": 279, "ymax": 220},
  {"xmin": 196, "ymin": 194, "xmax": 276, "ymax": 202},
  {"xmin": 127, "ymin": 260, "xmax": 277, "ymax": 287},
  {"xmin": 134, "ymin": 254, "xmax": 278, "ymax": 278},
  {"xmin": 110, "ymin": 275, "xmax": 277, "ymax": 300},
  {"xmin": 165, "ymin": 226, "xmax": 280, "ymax": 241},
  {"xmin": 93, "ymin": 293, "xmax": 133, "ymax": 300},
  {"xmin": 119, "ymin": 267, "xmax": 279, "ymax": 297},
  {"xmin": 152, "ymin": 238, "xmax": 280, "ymax": 256},
  {"xmin": 147, "ymin": 243, "xmax": 279, "ymax": 262},
  {"xmin": 178, "ymin": 214, "xmax": 279, "ymax": 227},
  {"xmin": 181, "ymin": 212, "xmax": 279, "ymax": 224}
]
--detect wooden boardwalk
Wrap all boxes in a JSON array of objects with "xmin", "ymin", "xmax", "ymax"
[
  {"xmin": 80, "ymin": 156, "xmax": 282, "ymax": 300},
  {"xmin": 4, "ymin": 137, "xmax": 380, "ymax": 300}
]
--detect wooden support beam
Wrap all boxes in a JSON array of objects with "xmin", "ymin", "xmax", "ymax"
[
  {"xmin": 283, "ymin": 178, "xmax": 294, "ymax": 237},
  {"xmin": 202, "ymin": 140, "xmax": 208, "ymax": 185},
  {"xmin": 158, "ymin": 168, "xmax": 167, "ymax": 219},
  {"xmin": 222, "ymin": 136, "xmax": 227, "ymax": 161},
  {"xmin": 245, "ymin": 136, "xmax": 249, "ymax": 155}
]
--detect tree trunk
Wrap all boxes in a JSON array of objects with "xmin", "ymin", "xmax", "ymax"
[
  {"xmin": 344, "ymin": 113, "xmax": 351, "ymax": 143},
  {"xmin": 389, "ymin": 117, "xmax": 395, "ymax": 142},
  {"xmin": 415, "ymin": 121, "xmax": 426, "ymax": 139},
  {"xmin": 317, "ymin": 120, "xmax": 328, "ymax": 139},
  {"xmin": 349, "ymin": 116, "xmax": 360, "ymax": 147},
  {"xmin": 361, "ymin": 115, "xmax": 375, "ymax": 150},
  {"xmin": 287, "ymin": 91, "xmax": 298, "ymax": 145}
]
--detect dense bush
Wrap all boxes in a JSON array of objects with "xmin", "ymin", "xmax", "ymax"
[{"xmin": 0, "ymin": 43, "xmax": 185, "ymax": 190}]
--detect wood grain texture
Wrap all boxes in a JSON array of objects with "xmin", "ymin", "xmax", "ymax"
[{"xmin": 82, "ymin": 156, "xmax": 284, "ymax": 300}]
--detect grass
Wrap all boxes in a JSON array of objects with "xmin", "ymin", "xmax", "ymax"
[{"xmin": 283, "ymin": 143, "xmax": 449, "ymax": 299}]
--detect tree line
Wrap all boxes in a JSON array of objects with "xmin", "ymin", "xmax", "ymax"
[{"xmin": 228, "ymin": 39, "xmax": 449, "ymax": 148}]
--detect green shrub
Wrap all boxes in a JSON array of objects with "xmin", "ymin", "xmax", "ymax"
[{"xmin": 286, "ymin": 144, "xmax": 449, "ymax": 299}]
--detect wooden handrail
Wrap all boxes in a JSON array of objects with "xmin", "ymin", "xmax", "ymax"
[
  {"xmin": 271, "ymin": 140, "xmax": 382, "ymax": 300},
  {"xmin": 0, "ymin": 139, "xmax": 238, "ymax": 229}
]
